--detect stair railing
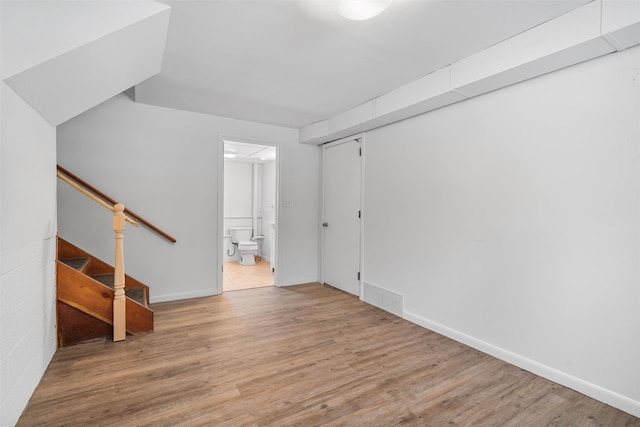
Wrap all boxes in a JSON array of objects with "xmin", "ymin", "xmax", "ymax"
[
  {"xmin": 57, "ymin": 166, "xmax": 168, "ymax": 342},
  {"xmin": 56, "ymin": 172, "xmax": 139, "ymax": 226},
  {"xmin": 57, "ymin": 165, "xmax": 176, "ymax": 243},
  {"xmin": 58, "ymin": 171, "xmax": 139, "ymax": 341}
]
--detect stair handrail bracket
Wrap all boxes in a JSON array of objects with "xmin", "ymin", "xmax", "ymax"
[{"xmin": 112, "ymin": 203, "xmax": 127, "ymax": 342}]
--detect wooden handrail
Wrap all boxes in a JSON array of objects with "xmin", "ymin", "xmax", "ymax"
[
  {"xmin": 57, "ymin": 165, "xmax": 176, "ymax": 242},
  {"xmin": 57, "ymin": 172, "xmax": 139, "ymax": 227}
]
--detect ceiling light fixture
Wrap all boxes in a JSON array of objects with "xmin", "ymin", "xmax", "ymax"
[
  {"xmin": 224, "ymin": 153, "xmax": 237, "ymax": 158},
  {"xmin": 335, "ymin": 0, "xmax": 392, "ymax": 21}
]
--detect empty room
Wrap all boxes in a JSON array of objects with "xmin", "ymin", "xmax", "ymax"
[{"xmin": 1, "ymin": 0, "xmax": 640, "ymax": 425}]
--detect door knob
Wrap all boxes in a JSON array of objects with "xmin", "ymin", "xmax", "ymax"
[{"xmin": 322, "ymin": 222, "xmax": 328, "ymax": 228}]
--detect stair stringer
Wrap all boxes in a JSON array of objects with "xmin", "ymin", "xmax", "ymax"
[
  {"xmin": 56, "ymin": 238, "xmax": 154, "ymax": 346},
  {"xmin": 58, "ymin": 261, "xmax": 113, "ymax": 324},
  {"xmin": 57, "ymin": 261, "xmax": 154, "ymax": 335},
  {"xmin": 57, "ymin": 301, "xmax": 112, "ymax": 347},
  {"xmin": 58, "ymin": 237, "xmax": 150, "ymax": 303}
]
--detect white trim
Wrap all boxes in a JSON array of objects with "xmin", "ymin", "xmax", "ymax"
[
  {"xmin": 274, "ymin": 145, "xmax": 280, "ymax": 287},
  {"xmin": 403, "ymin": 310, "xmax": 640, "ymax": 418},
  {"xmin": 216, "ymin": 134, "xmax": 225, "ymax": 295},
  {"xmin": 278, "ymin": 278, "xmax": 322, "ymax": 287},
  {"xmin": 358, "ymin": 134, "xmax": 365, "ymax": 301},
  {"xmin": 151, "ymin": 289, "xmax": 217, "ymax": 304}
]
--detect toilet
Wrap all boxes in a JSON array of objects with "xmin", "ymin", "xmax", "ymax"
[{"xmin": 229, "ymin": 227, "xmax": 258, "ymax": 266}]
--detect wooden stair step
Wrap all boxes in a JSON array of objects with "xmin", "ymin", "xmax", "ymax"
[
  {"xmin": 57, "ymin": 238, "xmax": 154, "ymax": 346},
  {"xmin": 92, "ymin": 274, "xmax": 147, "ymax": 306},
  {"xmin": 60, "ymin": 258, "xmax": 90, "ymax": 271},
  {"xmin": 125, "ymin": 288, "xmax": 147, "ymax": 307},
  {"xmin": 92, "ymin": 274, "xmax": 114, "ymax": 287}
]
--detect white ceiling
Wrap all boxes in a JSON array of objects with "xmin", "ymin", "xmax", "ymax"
[
  {"xmin": 134, "ymin": 0, "xmax": 591, "ymax": 129},
  {"xmin": 224, "ymin": 140, "xmax": 277, "ymax": 164}
]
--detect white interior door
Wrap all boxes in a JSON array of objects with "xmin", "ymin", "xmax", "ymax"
[{"xmin": 322, "ymin": 138, "xmax": 361, "ymax": 296}]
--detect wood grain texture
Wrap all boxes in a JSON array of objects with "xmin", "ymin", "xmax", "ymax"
[
  {"xmin": 224, "ymin": 259, "xmax": 274, "ymax": 291},
  {"xmin": 57, "ymin": 238, "xmax": 154, "ymax": 343},
  {"xmin": 57, "ymin": 301, "xmax": 112, "ymax": 347},
  {"xmin": 57, "ymin": 261, "xmax": 113, "ymax": 324},
  {"xmin": 57, "ymin": 261, "xmax": 153, "ymax": 338},
  {"xmin": 125, "ymin": 296, "xmax": 154, "ymax": 334},
  {"xmin": 20, "ymin": 284, "xmax": 640, "ymax": 426},
  {"xmin": 113, "ymin": 203, "xmax": 127, "ymax": 342},
  {"xmin": 59, "ymin": 238, "xmax": 150, "ymax": 297}
]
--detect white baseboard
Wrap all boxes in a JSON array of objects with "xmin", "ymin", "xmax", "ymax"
[
  {"xmin": 277, "ymin": 278, "xmax": 321, "ymax": 287},
  {"xmin": 403, "ymin": 310, "xmax": 640, "ymax": 418},
  {"xmin": 150, "ymin": 289, "xmax": 218, "ymax": 304}
]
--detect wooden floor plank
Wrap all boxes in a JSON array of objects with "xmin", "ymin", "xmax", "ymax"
[
  {"xmin": 17, "ymin": 283, "xmax": 640, "ymax": 426},
  {"xmin": 223, "ymin": 259, "xmax": 273, "ymax": 291}
]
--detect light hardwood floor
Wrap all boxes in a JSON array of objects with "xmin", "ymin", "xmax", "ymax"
[
  {"xmin": 224, "ymin": 259, "xmax": 273, "ymax": 291},
  {"xmin": 18, "ymin": 284, "xmax": 640, "ymax": 426}
]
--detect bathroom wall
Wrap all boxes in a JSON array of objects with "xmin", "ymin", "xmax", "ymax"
[
  {"xmin": 223, "ymin": 162, "xmax": 254, "ymax": 262},
  {"xmin": 224, "ymin": 162, "xmax": 253, "ymax": 218},
  {"xmin": 223, "ymin": 158, "xmax": 276, "ymax": 263}
]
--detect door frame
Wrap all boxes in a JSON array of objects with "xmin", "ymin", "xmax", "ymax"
[
  {"xmin": 217, "ymin": 135, "xmax": 280, "ymax": 294},
  {"xmin": 321, "ymin": 133, "xmax": 365, "ymax": 298}
]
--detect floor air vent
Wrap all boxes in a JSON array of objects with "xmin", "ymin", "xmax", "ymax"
[{"xmin": 362, "ymin": 281, "xmax": 403, "ymax": 318}]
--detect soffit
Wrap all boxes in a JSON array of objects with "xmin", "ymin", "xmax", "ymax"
[{"xmin": 134, "ymin": 0, "xmax": 591, "ymax": 128}]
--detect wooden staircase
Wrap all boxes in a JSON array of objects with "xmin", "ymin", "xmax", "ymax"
[{"xmin": 56, "ymin": 237, "xmax": 153, "ymax": 347}]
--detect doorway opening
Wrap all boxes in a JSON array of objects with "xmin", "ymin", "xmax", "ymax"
[{"xmin": 222, "ymin": 139, "xmax": 277, "ymax": 291}]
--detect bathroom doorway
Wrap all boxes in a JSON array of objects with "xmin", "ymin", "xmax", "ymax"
[{"xmin": 221, "ymin": 139, "xmax": 277, "ymax": 291}]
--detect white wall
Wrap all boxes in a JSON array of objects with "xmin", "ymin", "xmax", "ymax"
[
  {"xmin": 57, "ymin": 94, "xmax": 320, "ymax": 301},
  {"xmin": 224, "ymin": 162, "xmax": 253, "ymax": 218},
  {"xmin": 1, "ymin": 3, "xmax": 169, "ymax": 422},
  {"xmin": 223, "ymin": 160, "xmax": 275, "ymax": 262},
  {"xmin": 0, "ymin": 82, "xmax": 57, "ymax": 427},
  {"xmin": 223, "ymin": 161, "xmax": 253, "ymax": 262},
  {"xmin": 363, "ymin": 46, "xmax": 640, "ymax": 415},
  {"xmin": 3, "ymin": 1, "xmax": 170, "ymax": 126}
]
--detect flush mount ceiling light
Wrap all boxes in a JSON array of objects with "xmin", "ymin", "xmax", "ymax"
[
  {"xmin": 224, "ymin": 153, "xmax": 237, "ymax": 158},
  {"xmin": 335, "ymin": 0, "xmax": 392, "ymax": 20}
]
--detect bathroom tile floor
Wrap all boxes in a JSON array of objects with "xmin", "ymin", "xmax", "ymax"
[{"xmin": 223, "ymin": 259, "xmax": 274, "ymax": 291}]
